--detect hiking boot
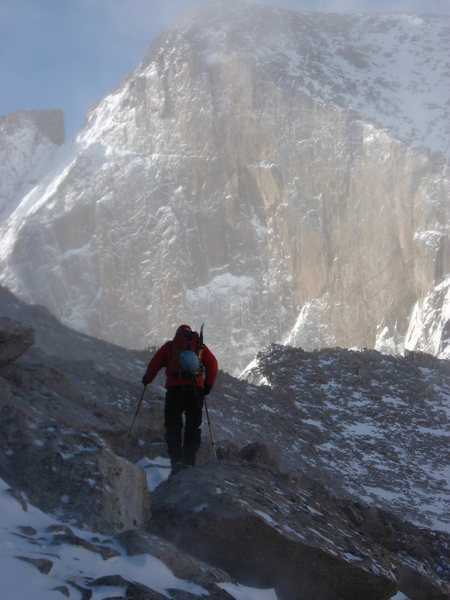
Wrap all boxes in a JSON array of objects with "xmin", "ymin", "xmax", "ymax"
[
  {"xmin": 170, "ymin": 462, "xmax": 185, "ymax": 476},
  {"xmin": 169, "ymin": 462, "xmax": 192, "ymax": 477}
]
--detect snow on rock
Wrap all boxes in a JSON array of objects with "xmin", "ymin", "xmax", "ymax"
[
  {"xmin": 150, "ymin": 461, "xmax": 398, "ymax": 600},
  {"xmin": 405, "ymin": 276, "xmax": 450, "ymax": 359},
  {"xmin": 0, "ymin": 5, "xmax": 448, "ymax": 376},
  {"xmin": 239, "ymin": 343, "xmax": 450, "ymax": 534},
  {"xmin": 150, "ymin": 454, "xmax": 448, "ymax": 600},
  {"xmin": 0, "ymin": 109, "xmax": 64, "ymax": 218},
  {"xmin": 178, "ymin": 5, "xmax": 450, "ymax": 157},
  {"xmin": 0, "ymin": 478, "xmax": 239, "ymax": 600}
]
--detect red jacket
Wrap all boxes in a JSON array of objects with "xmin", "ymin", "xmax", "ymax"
[{"xmin": 143, "ymin": 339, "xmax": 218, "ymax": 390}]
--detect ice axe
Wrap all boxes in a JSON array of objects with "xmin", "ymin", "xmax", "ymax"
[{"xmin": 127, "ymin": 384, "xmax": 147, "ymax": 437}]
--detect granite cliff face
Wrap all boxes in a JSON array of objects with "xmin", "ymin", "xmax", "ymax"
[{"xmin": 0, "ymin": 5, "xmax": 448, "ymax": 372}]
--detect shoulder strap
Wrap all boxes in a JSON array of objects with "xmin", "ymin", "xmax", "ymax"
[{"xmin": 197, "ymin": 323, "xmax": 205, "ymax": 368}]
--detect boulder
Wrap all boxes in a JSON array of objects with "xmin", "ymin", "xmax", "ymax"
[
  {"xmin": 350, "ymin": 505, "xmax": 450, "ymax": 600},
  {"xmin": 149, "ymin": 448, "xmax": 449, "ymax": 600},
  {"xmin": 118, "ymin": 529, "xmax": 235, "ymax": 598},
  {"xmin": 0, "ymin": 360, "xmax": 151, "ymax": 534},
  {"xmin": 0, "ymin": 317, "xmax": 34, "ymax": 367},
  {"xmin": 149, "ymin": 459, "xmax": 398, "ymax": 600}
]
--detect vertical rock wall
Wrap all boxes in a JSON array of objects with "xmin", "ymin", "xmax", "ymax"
[{"xmin": 0, "ymin": 10, "xmax": 448, "ymax": 372}]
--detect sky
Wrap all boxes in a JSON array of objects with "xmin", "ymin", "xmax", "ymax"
[{"xmin": 1, "ymin": 0, "xmax": 449, "ymax": 140}]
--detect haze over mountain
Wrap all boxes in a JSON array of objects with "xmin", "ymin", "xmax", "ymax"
[{"xmin": 0, "ymin": 3, "xmax": 448, "ymax": 373}]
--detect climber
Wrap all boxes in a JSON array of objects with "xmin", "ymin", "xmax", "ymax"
[{"xmin": 142, "ymin": 324, "xmax": 218, "ymax": 475}]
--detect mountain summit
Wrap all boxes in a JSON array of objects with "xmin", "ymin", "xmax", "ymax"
[{"xmin": 0, "ymin": 4, "xmax": 448, "ymax": 372}]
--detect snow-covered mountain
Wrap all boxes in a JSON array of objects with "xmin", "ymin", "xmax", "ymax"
[{"xmin": 0, "ymin": 4, "xmax": 448, "ymax": 373}]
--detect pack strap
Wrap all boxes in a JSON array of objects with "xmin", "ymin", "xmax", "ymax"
[{"xmin": 197, "ymin": 323, "xmax": 205, "ymax": 378}]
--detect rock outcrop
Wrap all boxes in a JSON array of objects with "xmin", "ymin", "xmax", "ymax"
[
  {"xmin": 239, "ymin": 344, "xmax": 450, "ymax": 532},
  {"xmin": 149, "ymin": 450, "xmax": 448, "ymax": 600},
  {"xmin": 0, "ymin": 316, "xmax": 150, "ymax": 534},
  {"xmin": 0, "ymin": 316, "xmax": 34, "ymax": 367},
  {"xmin": 150, "ymin": 461, "xmax": 395, "ymax": 600}
]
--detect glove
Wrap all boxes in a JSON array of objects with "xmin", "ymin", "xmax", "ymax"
[
  {"xmin": 203, "ymin": 384, "xmax": 212, "ymax": 396},
  {"xmin": 142, "ymin": 375, "xmax": 149, "ymax": 386}
]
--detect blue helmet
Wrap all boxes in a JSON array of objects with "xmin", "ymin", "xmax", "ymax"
[{"xmin": 179, "ymin": 350, "xmax": 200, "ymax": 377}]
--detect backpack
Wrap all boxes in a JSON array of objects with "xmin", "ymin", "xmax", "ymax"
[{"xmin": 168, "ymin": 325, "xmax": 203, "ymax": 380}]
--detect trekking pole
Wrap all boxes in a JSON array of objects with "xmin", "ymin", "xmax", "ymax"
[
  {"xmin": 204, "ymin": 397, "xmax": 217, "ymax": 460},
  {"xmin": 127, "ymin": 385, "xmax": 147, "ymax": 437}
]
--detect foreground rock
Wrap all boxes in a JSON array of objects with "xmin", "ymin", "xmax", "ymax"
[
  {"xmin": 150, "ymin": 459, "xmax": 395, "ymax": 599},
  {"xmin": 0, "ymin": 320, "xmax": 150, "ymax": 534},
  {"xmin": 0, "ymin": 385, "xmax": 151, "ymax": 534},
  {"xmin": 149, "ymin": 449, "xmax": 449, "ymax": 600},
  {"xmin": 3, "ymin": 485, "xmax": 235, "ymax": 600},
  {"xmin": 0, "ymin": 317, "xmax": 34, "ymax": 367},
  {"xmin": 118, "ymin": 529, "xmax": 235, "ymax": 598}
]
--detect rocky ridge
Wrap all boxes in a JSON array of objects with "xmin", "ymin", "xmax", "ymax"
[
  {"xmin": 0, "ymin": 287, "xmax": 449, "ymax": 599},
  {"xmin": 241, "ymin": 343, "xmax": 450, "ymax": 533}
]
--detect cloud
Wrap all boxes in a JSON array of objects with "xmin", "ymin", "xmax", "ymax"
[
  {"xmin": 1, "ymin": 0, "xmax": 448, "ymax": 139},
  {"xmin": 240, "ymin": 0, "xmax": 450, "ymax": 13}
]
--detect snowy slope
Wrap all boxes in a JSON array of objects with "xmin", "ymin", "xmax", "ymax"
[
  {"xmin": 0, "ymin": 110, "xmax": 64, "ymax": 219},
  {"xmin": 405, "ymin": 275, "xmax": 450, "ymax": 359},
  {"xmin": 0, "ymin": 477, "xmax": 278, "ymax": 600},
  {"xmin": 178, "ymin": 5, "xmax": 449, "ymax": 157}
]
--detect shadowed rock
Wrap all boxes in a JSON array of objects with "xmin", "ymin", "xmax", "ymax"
[
  {"xmin": 16, "ymin": 555, "xmax": 53, "ymax": 574},
  {"xmin": 0, "ymin": 313, "xmax": 150, "ymax": 534},
  {"xmin": 149, "ymin": 449, "xmax": 449, "ymax": 600},
  {"xmin": 0, "ymin": 317, "xmax": 34, "ymax": 367},
  {"xmin": 149, "ymin": 458, "xmax": 398, "ymax": 600},
  {"xmin": 118, "ymin": 529, "xmax": 235, "ymax": 598}
]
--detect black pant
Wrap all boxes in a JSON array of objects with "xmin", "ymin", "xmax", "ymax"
[{"xmin": 164, "ymin": 386, "xmax": 204, "ymax": 466}]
